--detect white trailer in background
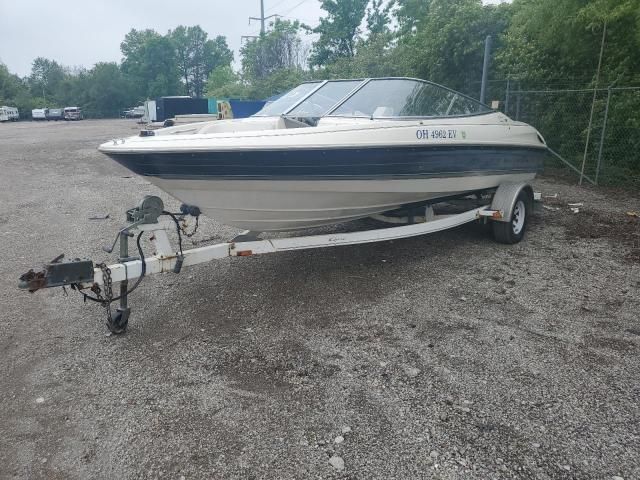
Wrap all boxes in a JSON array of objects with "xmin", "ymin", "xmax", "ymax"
[
  {"xmin": 0, "ymin": 106, "xmax": 19, "ymax": 122},
  {"xmin": 142, "ymin": 100, "xmax": 156, "ymax": 123}
]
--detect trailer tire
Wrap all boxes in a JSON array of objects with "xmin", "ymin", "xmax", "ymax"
[{"xmin": 493, "ymin": 190, "xmax": 530, "ymax": 244}]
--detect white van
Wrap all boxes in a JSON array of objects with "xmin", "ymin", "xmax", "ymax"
[
  {"xmin": 32, "ymin": 108, "xmax": 49, "ymax": 120},
  {"xmin": 0, "ymin": 106, "xmax": 19, "ymax": 122}
]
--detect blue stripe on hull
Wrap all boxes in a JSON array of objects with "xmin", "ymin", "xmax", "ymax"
[{"xmin": 104, "ymin": 145, "xmax": 547, "ymax": 180}]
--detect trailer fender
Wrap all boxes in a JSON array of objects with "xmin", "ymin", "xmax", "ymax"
[{"xmin": 490, "ymin": 182, "xmax": 533, "ymax": 223}]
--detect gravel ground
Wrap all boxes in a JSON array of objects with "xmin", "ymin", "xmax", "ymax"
[{"xmin": 0, "ymin": 119, "xmax": 638, "ymax": 480}]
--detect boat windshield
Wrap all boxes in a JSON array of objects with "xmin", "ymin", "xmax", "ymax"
[
  {"xmin": 286, "ymin": 80, "xmax": 363, "ymax": 117},
  {"xmin": 328, "ymin": 78, "xmax": 491, "ymax": 118},
  {"xmin": 253, "ymin": 82, "xmax": 322, "ymax": 116}
]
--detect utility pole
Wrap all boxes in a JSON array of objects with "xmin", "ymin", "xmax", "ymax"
[
  {"xmin": 249, "ymin": 0, "xmax": 280, "ymax": 35},
  {"xmin": 260, "ymin": 0, "xmax": 265, "ymax": 34},
  {"xmin": 579, "ymin": 20, "xmax": 607, "ymax": 186},
  {"xmin": 480, "ymin": 35, "xmax": 492, "ymax": 105}
]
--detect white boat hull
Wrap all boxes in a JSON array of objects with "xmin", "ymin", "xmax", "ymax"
[
  {"xmin": 152, "ymin": 172, "xmax": 536, "ymax": 231},
  {"xmin": 100, "ymin": 111, "xmax": 548, "ymax": 232}
]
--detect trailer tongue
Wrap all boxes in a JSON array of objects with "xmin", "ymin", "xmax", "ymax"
[{"xmin": 18, "ymin": 184, "xmax": 533, "ymax": 335}]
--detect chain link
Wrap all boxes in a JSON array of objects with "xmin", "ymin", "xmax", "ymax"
[
  {"xmin": 180, "ymin": 216, "xmax": 199, "ymax": 238},
  {"xmin": 97, "ymin": 262, "xmax": 114, "ymax": 322}
]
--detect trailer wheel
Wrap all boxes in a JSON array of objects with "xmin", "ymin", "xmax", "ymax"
[{"xmin": 493, "ymin": 191, "xmax": 530, "ymax": 244}]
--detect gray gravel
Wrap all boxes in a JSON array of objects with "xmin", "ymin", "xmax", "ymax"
[{"xmin": 1, "ymin": 119, "xmax": 639, "ymax": 479}]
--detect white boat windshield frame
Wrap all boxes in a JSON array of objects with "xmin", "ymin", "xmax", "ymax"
[
  {"xmin": 283, "ymin": 79, "xmax": 365, "ymax": 118},
  {"xmin": 253, "ymin": 79, "xmax": 367, "ymax": 118},
  {"xmin": 252, "ymin": 77, "xmax": 493, "ymax": 120},
  {"xmin": 252, "ymin": 81, "xmax": 324, "ymax": 117},
  {"xmin": 325, "ymin": 77, "xmax": 493, "ymax": 119}
]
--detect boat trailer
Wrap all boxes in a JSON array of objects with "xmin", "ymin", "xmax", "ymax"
[{"xmin": 18, "ymin": 183, "xmax": 534, "ymax": 334}]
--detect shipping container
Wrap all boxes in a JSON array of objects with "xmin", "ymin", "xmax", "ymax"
[{"xmin": 155, "ymin": 97, "xmax": 208, "ymax": 122}]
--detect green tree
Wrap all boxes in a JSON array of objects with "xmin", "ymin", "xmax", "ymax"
[
  {"xmin": 366, "ymin": 0, "xmax": 394, "ymax": 37},
  {"xmin": 0, "ymin": 63, "xmax": 26, "ymax": 104},
  {"xmin": 0, "ymin": 63, "xmax": 35, "ymax": 117},
  {"xmin": 121, "ymin": 29, "xmax": 182, "ymax": 98},
  {"xmin": 497, "ymin": 0, "xmax": 640, "ymax": 86},
  {"xmin": 395, "ymin": 0, "xmax": 510, "ymax": 92},
  {"xmin": 205, "ymin": 65, "xmax": 248, "ymax": 98},
  {"xmin": 495, "ymin": 0, "xmax": 640, "ymax": 183},
  {"xmin": 308, "ymin": 0, "xmax": 369, "ymax": 67},
  {"xmin": 170, "ymin": 26, "xmax": 233, "ymax": 97},
  {"xmin": 317, "ymin": 34, "xmax": 400, "ymax": 78},
  {"xmin": 394, "ymin": 0, "xmax": 431, "ymax": 34},
  {"xmin": 247, "ymin": 67, "xmax": 307, "ymax": 99},
  {"xmin": 313, "ymin": 0, "xmax": 397, "ymax": 79},
  {"xmin": 82, "ymin": 62, "xmax": 137, "ymax": 117},
  {"xmin": 237, "ymin": 19, "xmax": 310, "ymax": 98},
  {"xmin": 28, "ymin": 57, "xmax": 66, "ymax": 103}
]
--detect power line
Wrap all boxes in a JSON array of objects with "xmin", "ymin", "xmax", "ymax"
[
  {"xmin": 278, "ymin": 14, "xmax": 317, "ymax": 24},
  {"xmin": 281, "ymin": 0, "xmax": 309, "ymax": 17},
  {"xmin": 243, "ymin": 0, "xmax": 313, "ymax": 44},
  {"xmin": 266, "ymin": 0, "xmax": 289, "ymax": 14}
]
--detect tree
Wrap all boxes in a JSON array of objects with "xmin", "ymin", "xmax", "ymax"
[
  {"xmin": 0, "ymin": 63, "xmax": 26, "ymax": 104},
  {"xmin": 0, "ymin": 63, "xmax": 35, "ymax": 117},
  {"xmin": 395, "ymin": 0, "xmax": 510, "ymax": 92},
  {"xmin": 394, "ymin": 0, "xmax": 431, "ymax": 34},
  {"xmin": 28, "ymin": 57, "xmax": 66, "ymax": 102},
  {"xmin": 495, "ymin": 0, "xmax": 640, "ymax": 183},
  {"xmin": 306, "ymin": 1, "xmax": 397, "ymax": 78},
  {"xmin": 247, "ymin": 67, "xmax": 308, "ymax": 99},
  {"xmin": 366, "ymin": 0, "xmax": 395, "ymax": 37},
  {"xmin": 121, "ymin": 29, "xmax": 182, "ymax": 98},
  {"xmin": 205, "ymin": 65, "xmax": 248, "ymax": 98},
  {"xmin": 496, "ymin": 0, "xmax": 640, "ymax": 87},
  {"xmin": 241, "ymin": 19, "xmax": 307, "ymax": 80},
  {"xmin": 318, "ymin": 34, "xmax": 400, "ymax": 78},
  {"xmin": 308, "ymin": 0, "xmax": 369, "ymax": 67},
  {"xmin": 170, "ymin": 26, "xmax": 233, "ymax": 97},
  {"xmin": 83, "ymin": 62, "xmax": 137, "ymax": 117}
]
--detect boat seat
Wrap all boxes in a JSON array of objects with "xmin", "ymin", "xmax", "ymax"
[
  {"xmin": 373, "ymin": 106, "xmax": 394, "ymax": 117},
  {"xmin": 282, "ymin": 117, "xmax": 311, "ymax": 129}
]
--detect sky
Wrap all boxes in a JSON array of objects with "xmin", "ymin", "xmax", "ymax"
[
  {"xmin": 0, "ymin": 0, "xmax": 507, "ymax": 77},
  {"xmin": 0, "ymin": 0, "xmax": 326, "ymax": 76}
]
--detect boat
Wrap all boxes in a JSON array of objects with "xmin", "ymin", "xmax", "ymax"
[{"xmin": 98, "ymin": 77, "xmax": 548, "ymax": 232}]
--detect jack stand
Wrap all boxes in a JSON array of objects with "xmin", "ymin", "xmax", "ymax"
[{"xmin": 106, "ymin": 229, "xmax": 132, "ymax": 334}]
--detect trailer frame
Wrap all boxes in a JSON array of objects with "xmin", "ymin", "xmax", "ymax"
[{"xmin": 18, "ymin": 182, "xmax": 534, "ymax": 334}]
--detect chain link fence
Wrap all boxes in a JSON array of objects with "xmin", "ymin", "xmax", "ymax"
[{"xmin": 464, "ymin": 80, "xmax": 640, "ymax": 187}]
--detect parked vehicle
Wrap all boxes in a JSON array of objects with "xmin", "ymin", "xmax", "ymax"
[
  {"xmin": 32, "ymin": 108, "xmax": 49, "ymax": 120},
  {"xmin": 46, "ymin": 108, "xmax": 64, "ymax": 121},
  {"xmin": 64, "ymin": 107, "xmax": 83, "ymax": 121},
  {"xmin": 122, "ymin": 106, "xmax": 145, "ymax": 119},
  {"xmin": 0, "ymin": 106, "xmax": 19, "ymax": 122}
]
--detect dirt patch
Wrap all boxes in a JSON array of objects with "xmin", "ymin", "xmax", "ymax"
[
  {"xmin": 556, "ymin": 209, "xmax": 640, "ymax": 262},
  {"xmin": 583, "ymin": 333, "xmax": 637, "ymax": 353}
]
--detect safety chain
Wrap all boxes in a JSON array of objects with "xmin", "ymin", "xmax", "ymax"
[
  {"xmin": 97, "ymin": 262, "xmax": 114, "ymax": 322},
  {"xmin": 180, "ymin": 216, "xmax": 199, "ymax": 238}
]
